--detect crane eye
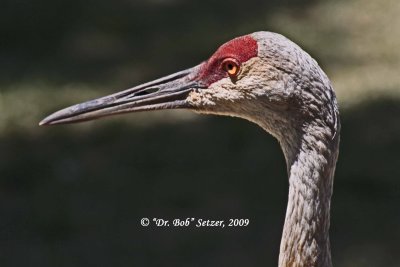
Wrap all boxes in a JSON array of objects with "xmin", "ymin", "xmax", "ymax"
[{"xmin": 222, "ymin": 58, "xmax": 240, "ymax": 77}]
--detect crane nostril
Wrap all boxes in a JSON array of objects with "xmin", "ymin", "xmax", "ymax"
[{"xmin": 131, "ymin": 87, "xmax": 160, "ymax": 97}]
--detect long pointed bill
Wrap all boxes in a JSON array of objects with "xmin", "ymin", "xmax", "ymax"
[{"xmin": 39, "ymin": 64, "xmax": 204, "ymax": 126}]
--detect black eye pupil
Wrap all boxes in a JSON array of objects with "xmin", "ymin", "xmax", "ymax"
[{"xmin": 227, "ymin": 64, "xmax": 233, "ymax": 70}]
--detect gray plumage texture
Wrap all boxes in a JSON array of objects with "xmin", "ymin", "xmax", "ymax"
[
  {"xmin": 253, "ymin": 32, "xmax": 339, "ymax": 267},
  {"xmin": 189, "ymin": 32, "xmax": 340, "ymax": 267}
]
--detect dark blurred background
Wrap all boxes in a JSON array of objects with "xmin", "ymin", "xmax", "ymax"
[{"xmin": 1, "ymin": 0, "xmax": 400, "ymax": 266}]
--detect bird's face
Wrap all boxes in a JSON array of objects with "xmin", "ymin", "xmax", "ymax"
[
  {"xmin": 186, "ymin": 34, "xmax": 292, "ymax": 123},
  {"xmin": 40, "ymin": 32, "xmax": 311, "ymax": 133}
]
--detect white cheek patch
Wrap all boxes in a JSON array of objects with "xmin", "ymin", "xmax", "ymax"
[
  {"xmin": 208, "ymin": 78, "xmax": 245, "ymax": 101},
  {"xmin": 187, "ymin": 77, "xmax": 245, "ymax": 108}
]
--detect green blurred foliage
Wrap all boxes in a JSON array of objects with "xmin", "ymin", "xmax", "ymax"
[{"xmin": 1, "ymin": 0, "xmax": 400, "ymax": 266}]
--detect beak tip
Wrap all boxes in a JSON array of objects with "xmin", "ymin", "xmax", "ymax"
[
  {"xmin": 39, "ymin": 118, "xmax": 51, "ymax": 126},
  {"xmin": 39, "ymin": 113, "xmax": 60, "ymax": 126},
  {"xmin": 39, "ymin": 107, "xmax": 72, "ymax": 126}
]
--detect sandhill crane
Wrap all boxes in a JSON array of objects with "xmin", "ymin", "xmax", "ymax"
[{"xmin": 40, "ymin": 31, "xmax": 340, "ymax": 267}]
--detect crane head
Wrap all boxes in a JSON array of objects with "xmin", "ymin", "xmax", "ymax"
[{"xmin": 40, "ymin": 31, "xmax": 337, "ymax": 142}]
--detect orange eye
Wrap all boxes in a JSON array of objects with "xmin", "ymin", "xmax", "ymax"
[{"xmin": 222, "ymin": 58, "xmax": 240, "ymax": 77}]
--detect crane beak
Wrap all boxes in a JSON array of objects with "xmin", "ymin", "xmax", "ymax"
[{"xmin": 39, "ymin": 64, "xmax": 204, "ymax": 126}]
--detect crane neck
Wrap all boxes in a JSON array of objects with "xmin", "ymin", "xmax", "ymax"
[{"xmin": 277, "ymin": 120, "xmax": 339, "ymax": 267}]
